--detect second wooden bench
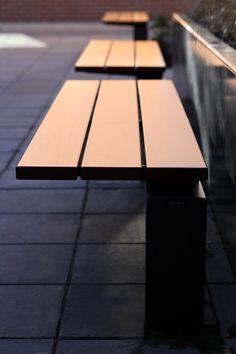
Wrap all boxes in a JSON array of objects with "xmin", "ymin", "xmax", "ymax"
[{"xmin": 75, "ymin": 40, "xmax": 166, "ymax": 79}]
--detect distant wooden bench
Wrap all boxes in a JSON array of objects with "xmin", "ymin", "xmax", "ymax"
[
  {"xmin": 75, "ymin": 40, "xmax": 166, "ymax": 79},
  {"xmin": 102, "ymin": 11, "xmax": 150, "ymax": 39},
  {"xmin": 16, "ymin": 79, "xmax": 207, "ymax": 336}
]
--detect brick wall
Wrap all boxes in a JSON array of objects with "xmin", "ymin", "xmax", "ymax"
[{"xmin": 0, "ymin": 0, "xmax": 195, "ymax": 21}]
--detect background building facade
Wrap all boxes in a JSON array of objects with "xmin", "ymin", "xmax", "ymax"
[{"xmin": 0, "ymin": 0, "xmax": 195, "ymax": 21}]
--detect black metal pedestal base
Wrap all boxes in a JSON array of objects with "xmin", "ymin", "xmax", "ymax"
[
  {"xmin": 134, "ymin": 24, "xmax": 147, "ymax": 39},
  {"xmin": 145, "ymin": 181, "xmax": 207, "ymax": 337}
]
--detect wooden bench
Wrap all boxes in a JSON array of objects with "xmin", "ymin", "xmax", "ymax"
[
  {"xmin": 75, "ymin": 40, "xmax": 166, "ymax": 79},
  {"xmin": 102, "ymin": 11, "xmax": 149, "ymax": 40},
  {"xmin": 16, "ymin": 79, "xmax": 207, "ymax": 336}
]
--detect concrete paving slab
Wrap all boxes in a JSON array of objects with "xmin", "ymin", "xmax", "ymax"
[
  {"xmin": 215, "ymin": 212, "xmax": 236, "ymax": 244},
  {"xmin": 206, "ymin": 243, "xmax": 235, "ymax": 283},
  {"xmin": 0, "ymin": 245, "xmax": 72, "ymax": 283},
  {"xmin": 79, "ymin": 214, "xmax": 145, "ymax": 244},
  {"xmin": 8, "ymin": 79, "xmax": 61, "ymax": 95},
  {"xmin": 72, "ymin": 244, "xmax": 145, "ymax": 284},
  {"xmin": 140, "ymin": 343, "xmax": 203, "ymax": 353},
  {"xmin": 0, "ymin": 339, "xmax": 53, "ymax": 354},
  {"xmin": 51, "ymin": 38, "xmax": 87, "ymax": 51},
  {"xmin": 60, "ymin": 285, "xmax": 144, "ymax": 338},
  {"xmin": 0, "ymin": 152, "xmax": 13, "ymax": 174},
  {"xmin": 57, "ymin": 340, "xmax": 140, "ymax": 354},
  {"xmin": 0, "ymin": 117, "xmax": 37, "ymax": 127},
  {"xmin": 206, "ymin": 211, "xmax": 221, "ymax": 243},
  {"xmin": 85, "ymin": 189, "xmax": 145, "ymax": 213},
  {"xmin": 56, "ymin": 340, "xmax": 205, "ymax": 354},
  {"xmin": 224, "ymin": 337, "xmax": 236, "ymax": 351},
  {"xmin": 0, "ymin": 93, "xmax": 51, "ymax": 108},
  {"xmin": 0, "ymin": 107, "xmax": 42, "ymax": 118},
  {"xmin": 0, "ymin": 68, "xmax": 32, "ymax": 83},
  {"xmin": 8, "ymin": 152, "xmax": 27, "ymax": 169},
  {"xmin": 89, "ymin": 180, "xmax": 144, "ymax": 188},
  {"xmin": 209, "ymin": 284, "xmax": 236, "ymax": 337},
  {"xmin": 0, "ymin": 139, "xmax": 21, "ymax": 152},
  {"xmin": 0, "ymin": 48, "xmax": 20, "ymax": 61},
  {"xmin": 0, "ymin": 127, "xmax": 30, "ymax": 139},
  {"xmin": 27, "ymin": 64, "xmax": 73, "ymax": 77},
  {"xmin": 0, "ymin": 214, "xmax": 80, "ymax": 244},
  {"xmin": 210, "ymin": 189, "xmax": 236, "ymax": 213},
  {"xmin": 21, "ymin": 71, "xmax": 69, "ymax": 82},
  {"xmin": 0, "ymin": 189, "xmax": 85, "ymax": 213},
  {"xmin": 204, "ymin": 305, "xmax": 216, "ymax": 326},
  {"xmin": 21, "ymin": 52, "xmax": 76, "ymax": 70},
  {"xmin": 0, "ymin": 55, "xmax": 44, "ymax": 81},
  {"xmin": 0, "ymin": 81, "xmax": 11, "ymax": 92},
  {"xmin": 0, "ymin": 285, "xmax": 63, "ymax": 337},
  {"xmin": 0, "ymin": 22, "xmax": 131, "ymax": 37}
]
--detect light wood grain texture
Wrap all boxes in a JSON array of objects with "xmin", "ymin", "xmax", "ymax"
[
  {"xmin": 138, "ymin": 80, "xmax": 207, "ymax": 180},
  {"xmin": 102, "ymin": 11, "xmax": 149, "ymax": 24},
  {"xmin": 102, "ymin": 11, "xmax": 119, "ymax": 22},
  {"xmin": 17, "ymin": 79, "xmax": 207, "ymax": 182},
  {"xmin": 133, "ymin": 11, "xmax": 150, "ymax": 22},
  {"xmin": 135, "ymin": 41, "xmax": 166, "ymax": 70},
  {"xmin": 75, "ymin": 40, "xmax": 166, "ymax": 76},
  {"xmin": 118, "ymin": 11, "xmax": 133, "ymax": 23},
  {"xmin": 75, "ymin": 40, "xmax": 112, "ymax": 70},
  {"xmin": 105, "ymin": 40, "xmax": 135, "ymax": 69},
  {"xmin": 81, "ymin": 80, "xmax": 142, "ymax": 179},
  {"xmin": 16, "ymin": 81, "xmax": 100, "ymax": 179}
]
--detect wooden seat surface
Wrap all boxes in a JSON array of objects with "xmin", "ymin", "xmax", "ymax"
[
  {"xmin": 81, "ymin": 81, "xmax": 142, "ymax": 179},
  {"xmin": 102, "ymin": 11, "xmax": 149, "ymax": 24},
  {"xmin": 16, "ymin": 81, "xmax": 100, "ymax": 179},
  {"xmin": 75, "ymin": 39, "xmax": 166, "ymax": 76},
  {"xmin": 138, "ymin": 81, "xmax": 207, "ymax": 180},
  {"xmin": 16, "ymin": 80, "xmax": 207, "ymax": 181}
]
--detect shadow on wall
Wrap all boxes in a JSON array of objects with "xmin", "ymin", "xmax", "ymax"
[{"xmin": 172, "ymin": 14, "xmax": 236, "ymax": 281}]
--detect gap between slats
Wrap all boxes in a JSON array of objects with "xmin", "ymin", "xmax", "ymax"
[
  {"xmin": 77, "ymin": 81, "xmax": 102, "ymax": 172},
  {"xmin": 135, "ymin": 80, "xmax": 147, "ymax": 177},
  {"xmin": 80, "ymin": 80, "xmax": 142, "ymax": 179}
]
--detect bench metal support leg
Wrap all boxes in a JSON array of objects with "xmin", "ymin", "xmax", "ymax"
[
  {"xmin": 145, "ymin": 181, "xmax": 207, "ymax": 337},
  {"xmin": 134, "ymin": 24, "xmax": 147, "ymax": 40}
]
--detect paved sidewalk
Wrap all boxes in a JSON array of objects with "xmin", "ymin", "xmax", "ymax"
[{"xmin": 0, "ymin": 22, "xmax": 235, "ymax": 354}]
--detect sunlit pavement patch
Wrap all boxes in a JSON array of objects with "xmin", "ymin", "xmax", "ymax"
[{"xmin": 0, "ymin": 33, "xmax": 47, "ymax": 48}]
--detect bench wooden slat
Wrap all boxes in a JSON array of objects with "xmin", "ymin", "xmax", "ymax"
[
  {"xmin": 75, "ymin": 40, "xmax": 166, "ymax": 77},
  {"xmin": 75, "ymin": 40, "xmax": 112, "ymax": 70},
  {"xmin": 102, "ymin": 11, "xmax": 119, "ymax": 22},
  {"xmin": 133, "ymin": 11, "xmax": 150, "ymax": 22},
  {"xmin": 138, "ymin": 80, "xmax": 207, "ymax": 180},
  {"xmin": 117, "ymin": 11, "xmax": 133, "ymax": 23},
  {"xmin": 80, "ymin": 80, "xmax": 142, "ymax": 179},
  {"xmin": 135, "ymin": 41, "xmax": 166, "ymax": 71},
  {"xmin": 105, "ymin": 40, "xmax": 135, "ymax": 71},
  {"xmin": 16, "ymin": 81, "xmax": 100, "ymax": 180},
  {"xmin": 102, "ymin": 11, "xmax": 149, "ymax": 24}
]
